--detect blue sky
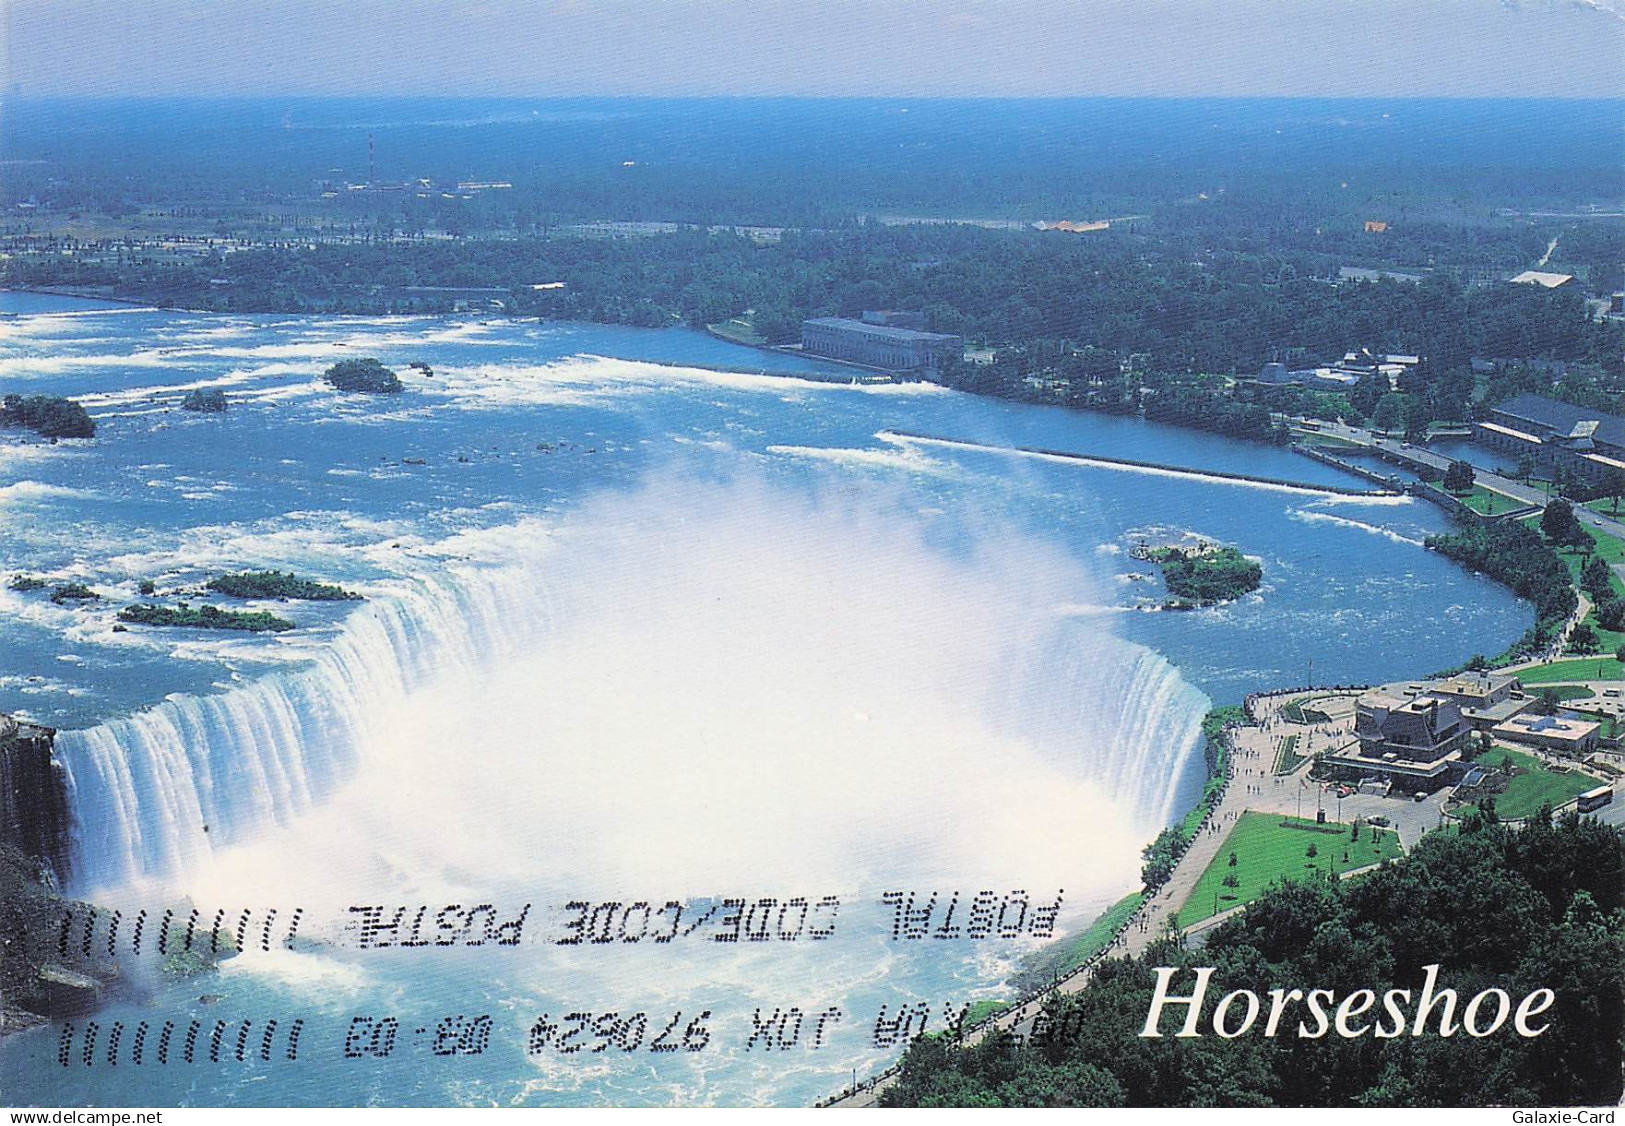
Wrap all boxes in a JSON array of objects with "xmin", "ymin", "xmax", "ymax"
[{"xmin": 4, "ymin": 0, "xmax": 1622, "ymax": 98}]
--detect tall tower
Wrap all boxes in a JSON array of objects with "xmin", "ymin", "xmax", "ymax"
[{"xmin": 368, "ymin": 133, "xmax": 375, "ymax": 186}]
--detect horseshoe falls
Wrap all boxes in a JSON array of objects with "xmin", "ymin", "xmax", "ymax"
[{"xmin": 0, "ymin": 298, "xmax": 1530, "ymax": 1106}]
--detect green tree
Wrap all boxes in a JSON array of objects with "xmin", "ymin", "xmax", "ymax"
[
  {"xmin": 1581, "ymin": 557, "xmax": 1614, "ymax": 601},
  {"xmin": 1541, "ymin": 499, "xmax": 1580, "ymax": 545},
  {"xmin": 1443, "ymin": 459, "xmax": 1475, "ymax": 494},
  {"xmin": 1370, "ymin": 393, "xmax": 1406, "ymax": 433},
  {"xmin": 1604, "ymin": 469, "xmax": 1625, "ymax": 516},
  {"xmin": 1596, "ymin": 597, "xmax": 1625, "ymax": 633}
]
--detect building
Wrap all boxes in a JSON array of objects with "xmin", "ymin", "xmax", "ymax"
[
  {"xmin": 1491, "ymin": 713, "xmax": 1600, "ymax": 756},
  {"xmin": 1508, "ymin": 270, "xmax": 1575, "ymax": 289},
  {"xmin": 1250, "ymin": 349, "xmax": 1417, "ymax": 393},
  {"xmin": 1322, "ymin": 688, "xmax": 1473, "ymax": 785},
  {"xmin": 1475, "ymin": 392, "xmax": 1625, "ymax": 485},
  {"xmin": 1418, "ymin": 672, "xmax": 1531, "ymax": 730},
  {"xmin": 801, "ymin": 316, "xmax": 963, "ymax": 375}
]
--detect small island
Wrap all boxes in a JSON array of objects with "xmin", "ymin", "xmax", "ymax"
[
  {"xmin": 1146, "ymin": 543, "xmax": 1263, "ymax": 608},
  {"xmin": 205, "ymin": 570, "xmax": 363, "ymax": 601},
  {"xmin": 117, "ymin": 602, "xmax": 295, "ymax": 632},
  {"xmin": 7, "ymin": 576, "xmax": 99, "ymax": 605},
  {"xmin": 1, "ymin": 394, "xmax": 95, "ymax": 439},
  {"xmin": 180, "ymin": 387, "xmax": 228, "ymax": 412},
  {"xmin": 324, "ymin": 357, "xmax": 404, "ymax": 394}
]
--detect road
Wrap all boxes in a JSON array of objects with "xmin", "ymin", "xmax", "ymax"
[{"xmin": 1306, "ymin": 420, "xmax": 1625, "ymax": 542}]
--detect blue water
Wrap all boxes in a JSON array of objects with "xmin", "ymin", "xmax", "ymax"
[
  {"xmin": 0, "ymin": 297, "xmax": 1529, "ymax": 1106},
  {"xmin": 1424, "ymin": 435, "xmax": 1521, "ymax": 477}
]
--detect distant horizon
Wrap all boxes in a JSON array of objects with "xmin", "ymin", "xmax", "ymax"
[
  {"xmin": 7, "ymin": 93, "xmax": 1625, "ymax": 102},
  {"xmin": 4, "ymin": 0, "xmax": 1622, "ymax": 100}
]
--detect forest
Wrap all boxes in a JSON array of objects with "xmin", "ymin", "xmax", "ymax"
[
  {"xmin": 881, "ymin": 811, "xmax": 1625, "ymax": 1108},
  {"xmin": 9, "ymin": 220, "xmax": 1619, "ymax": 441}
]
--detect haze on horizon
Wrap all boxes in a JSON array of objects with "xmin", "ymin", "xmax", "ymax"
[{"xmin": 3, "ymin": 0, "xmax": 1623, "ymax": 100}]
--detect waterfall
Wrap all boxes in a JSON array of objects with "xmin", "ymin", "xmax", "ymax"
[
  {"xmin": 56, "ymin": 547, "xmax": 559, "ymax": 895},
  {"xmin": 55, "ymin": 483, "xmax": 1209, "ymax": 901}
]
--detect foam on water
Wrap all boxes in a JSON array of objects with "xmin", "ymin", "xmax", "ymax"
[{"xmin": 59, "ymin": 476, "xmax": 1206, "ymax": 913}]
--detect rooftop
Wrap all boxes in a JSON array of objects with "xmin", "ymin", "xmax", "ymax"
[
  {"xmin": 1493, "ymin": 713, "xmax": 1600, "ymax": 742},
  {"xmin": 1491, "ymin": 393, "xmax": 1624, "ymax": 449},
  {"xmin": 1427, "ymin": 672, "xmax": 1517, "ymax": 700},
  {"xmin": 1509, "ymin": 270, "xmax": 1575, "ymax": 288},
  {"xmin": 802, "ymin": 317, "xmax": 961, "ymax": 344}
]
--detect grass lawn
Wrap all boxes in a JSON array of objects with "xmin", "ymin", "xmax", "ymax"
[
  {"xmin": 1057, "ymin": 892, "xmax": 1143, "ymax": 974},
  {"xmin": 1017, "ymin": 890, "xmax": 1145, "ymax": 984},
  {"xmin": 1453, "ymin": 484, "xmax": 1519, "ymax": 516},
  {"xmin": 1295, "ymin": 432, "xmax": 1366, "ymax": 449},
  {"xmin": 961, "ymin": 999, "xmax": 1010, "ymax": 1026},
  {"xmin": 1178, "ymin": 812, "xmax": 1402, "ymax": 927},
  {"xmin": 1518, "ymin": 658, "xmax": 1625, "ymax": 684},
  {"xmin": 1273, "ymin": 733, "xmax": 1306, "ymax": 775},
  {"xmin": 706, "ymin": 317, "xmax": 766, "ymax": 346},
  {"xmin": 1476, "ymin": 746, "xmax": 1596, "ymax": 820},
  {"xmin": 1281, "ymin": 699, "xmax": 1334, "ymax": 724},
  {"xmin": 1537, "ymin": 684, "xmax": 1596, "ymax": 702},
  {"xmin": 1552, "ymin": 525, "xmax": 1625, "ymax": 655}
]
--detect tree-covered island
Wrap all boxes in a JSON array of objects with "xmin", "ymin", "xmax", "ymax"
[
  {"xmin": 0, "ymin": 394, "xmax": 95, "ymax": 439},
  {"xmin": 1147, "ymin": 544, "xmax": 1263, "ymax": 608},
  {"xmin": 205, "ymin": 570, "xmax": 363, "ymax": 601},
  {"xmin": 180, "ymin": 387, "xmax": 228, "ymax": 412},
  {"xmin": 117, "ymin": 602, "xmax": 295, "ymax": 632},
  {"xmin": 323, "ymin": 357, "xmax": 403, "ymax": 394}
]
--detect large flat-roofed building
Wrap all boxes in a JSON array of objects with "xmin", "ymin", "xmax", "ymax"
[
  {"xmin": 1476, "ymin": 392, "xmax": 1625, "ymax": 485},
  {"xmin": 801, "ymin": 316, "xmax": 962, "ymax": 375},
  {"xmin": 1491, "ymin": 713, "xmax": 1601, "ymax": 756}
]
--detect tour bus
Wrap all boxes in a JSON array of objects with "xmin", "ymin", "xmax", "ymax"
[{"xmin": 1577, "ymin": 785, "xmax": 1614, "ymax": 813}]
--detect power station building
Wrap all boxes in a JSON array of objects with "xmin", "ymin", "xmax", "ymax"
[
  {"xmin": 1475, "ymin": 392, "xmax": 1625, "ymax": 486},
  {"xmin": 800, "ymin": 314, "xmax": 962, "ymax": 376}
]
